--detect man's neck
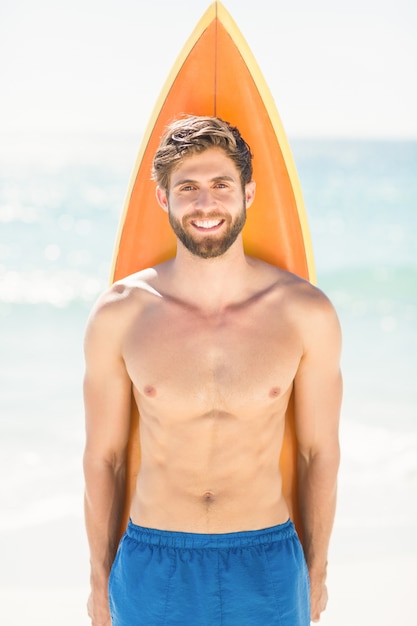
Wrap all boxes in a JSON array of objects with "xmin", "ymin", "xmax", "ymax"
[{"xmin": 166, "ymin": 239, "xmax": 254, "ymax": 314}]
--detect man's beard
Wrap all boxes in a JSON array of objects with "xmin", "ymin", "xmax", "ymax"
[{"xmin": 168, "ymin": 205, "xmax": 247, "ymax": 259}]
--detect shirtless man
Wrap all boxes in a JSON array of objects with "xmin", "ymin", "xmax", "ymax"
[{"xmin": 83, "ymin": 116, "xmax": 342, "ymax": 626}]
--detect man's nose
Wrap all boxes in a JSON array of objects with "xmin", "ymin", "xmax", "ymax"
[{"xmin": 195, "ymin": 188, "xmax": 216, "ymax": 209}]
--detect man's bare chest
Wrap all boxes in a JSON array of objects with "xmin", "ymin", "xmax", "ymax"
[{"xmin": 122, "ymin": 301, "xmax": 301, "ymax": 412}]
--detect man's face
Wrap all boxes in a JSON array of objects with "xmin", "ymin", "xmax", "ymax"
[{"xmin": 156, "ymin": 148, "xmax": 255, "ymax": 259}]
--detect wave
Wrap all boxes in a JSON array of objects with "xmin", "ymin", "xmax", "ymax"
[{"xmin": 0, "ymin": 268, "xmax": 105, "ymax": 307}]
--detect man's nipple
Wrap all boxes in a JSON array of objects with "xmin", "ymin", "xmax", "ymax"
[
  {"xmin": 144, "ymin": 385, "xmax": 157, "ymax": 398},
  {"xmin": 269, "ymin": 387, "xmax": 281, "ymax": 398}
]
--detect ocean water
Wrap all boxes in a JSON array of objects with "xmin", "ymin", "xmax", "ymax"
[{"xmin": 0, "ymin": 132, "xmax": 416, "ymax": 540}]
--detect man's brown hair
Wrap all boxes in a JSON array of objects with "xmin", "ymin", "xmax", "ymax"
[{"xmin": 152, "ymin": 115, "xmax": 253, "ymax": 191}]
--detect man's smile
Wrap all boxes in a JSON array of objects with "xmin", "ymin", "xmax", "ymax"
[{"xmin": 191, "ymin": 218, "xmax": 225, "ymax": 231}]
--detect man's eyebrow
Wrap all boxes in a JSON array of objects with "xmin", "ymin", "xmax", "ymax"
[
  {"xmin": 173, "ymin": 175, "xmax": 236, "ymax": 187},
  {"xmin": 173, "ymin": 178, "xmax": 198, "ymax": 187},
  {"xmin": 212, "ymin": 175, "xmax": 235, "ymax": 183}
]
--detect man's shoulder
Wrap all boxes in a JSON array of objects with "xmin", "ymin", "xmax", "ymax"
[
  {"xmin": 278, "ymin": 271, "xmax": 340, "ymax": 340},
  {"xmin": 258, "ymin": 264, "xmax": 342, "ymax": 352},
  {"xmin": 116, "ymin": 267, "xmax": 161, "ymax": 295},
  {"xmin": 253, "ymin": 259, "xmax": 321, "ymax": 296},
  {"xmin": 255, "ymin": 260, "xmax": 336, "ymax": 317},
  {"xmin": 285, "ymin": 273, "xmax": 336, "ymax": 317},
  {"xmin": 88, "ymin": 267, "xmax": 163, "ymax": 322}
]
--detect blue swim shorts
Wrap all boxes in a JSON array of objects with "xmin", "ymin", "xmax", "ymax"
[{"xmin": 109, "ymin": 518, "xmax": 310, "ymax": 626}]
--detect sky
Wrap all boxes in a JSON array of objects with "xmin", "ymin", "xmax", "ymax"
[{"xmin": 1, "ymin": 0, "xmax": 416, "ymax": 138}]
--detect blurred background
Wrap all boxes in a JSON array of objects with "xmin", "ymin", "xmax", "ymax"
[{"xmin": 1, "ymin": 1, "xmax": 416, "ymax": 624}]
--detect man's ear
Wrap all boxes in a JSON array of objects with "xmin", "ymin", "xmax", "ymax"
[
  {"xmin": 156, "ymin": 186, "xmax": 169, "ymax": 212},
  {"xmin": 245, "ymin": 181, "xmax": 256, "ymax": 209}
]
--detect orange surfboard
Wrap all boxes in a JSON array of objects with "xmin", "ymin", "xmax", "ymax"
[{"xmin": 111, "ymin": 1, "xmax": 315, "ymax": 539}]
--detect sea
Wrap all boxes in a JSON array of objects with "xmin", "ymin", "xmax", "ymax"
[{"xmin": 0, "ymin": 131, "xmax": 416, "ymax": 556}]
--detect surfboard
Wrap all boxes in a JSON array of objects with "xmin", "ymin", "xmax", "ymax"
[{"xmin": 111, "ymin": 1, "xmax": 315, "ymax": 540}]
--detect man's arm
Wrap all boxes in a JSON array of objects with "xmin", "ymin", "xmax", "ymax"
[
  {"xmin": 83, "ymin": 295, "xmax": 133, "ymax": 626},
  {"xmin": 294, "ymin": 290, "xmax": 342, "ymax": 623}
]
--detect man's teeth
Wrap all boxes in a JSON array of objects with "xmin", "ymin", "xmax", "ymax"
[{"xmin": 194, "ymin": 219, "xmax": 222, "ymax": 228}]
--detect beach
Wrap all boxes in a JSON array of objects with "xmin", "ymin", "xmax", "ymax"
[{"xmin": 1, "ymin": 132, "xmax": 416, "ymax": 624}]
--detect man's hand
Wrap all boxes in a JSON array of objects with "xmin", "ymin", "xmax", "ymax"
[
  {"xmin": 87, "ymin": 590, "xmax": 112, "ymax": 626},
  {"xmin": 309, "ymin": 576, "xmax": 328, "ymax": 622}
]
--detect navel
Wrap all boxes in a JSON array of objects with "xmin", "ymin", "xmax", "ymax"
[{"xmin": 202, "ymin": 490, "xmax": 216, "ymax": 503}]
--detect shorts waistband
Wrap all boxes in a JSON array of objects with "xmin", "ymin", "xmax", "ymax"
[{"xmin": 125, "ymin": 518, "xmax": 296, "ymax": 549}]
